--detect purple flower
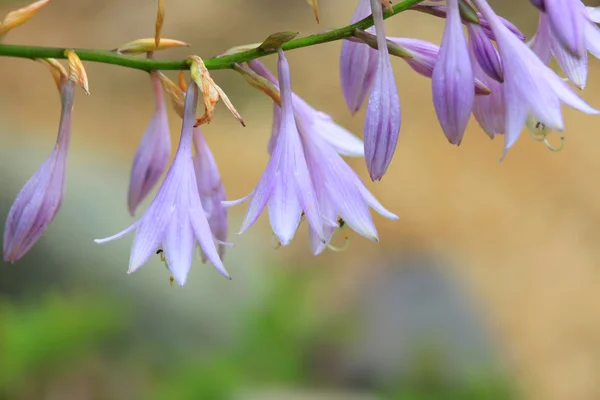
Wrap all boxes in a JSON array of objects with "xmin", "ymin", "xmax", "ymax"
[
  {"xmin": 340, "ymin": 0, "xmax": 378, "ymax": 114},
  {"xmin": 469, "ymin": 43, "xmax": 505, "ymax": 138},
  {"xmin": 246, "ymin": 59, "xmax": 397, "ymax": 253},
  {"xmin": 363, "ymin": 0, "xmax": 401, "ymax": 181},
  {"xmin": 3, "ymin": 80, "xmax": 75, "ymax": 262},
  {"xmin": 471, "ymin": 0, "xmax": 598, "ymax": 156},
  {"xmin": 467, "ymin": 23, "xmax": 503, "ymax": 82},
  {"xmin": 192, "ymin": 127, "xmax": 228, "ymax": 259},
  {"xmin": 233, "ymin": 50, "xmax": 324, "ymax": 246},
  {"xmin": 431, "ymin": 0, "xmax": 474, "ymax": 145},
  {"xmin": 95, "ymin": 82, "xmax": 229, "ymax": 286},
  {"xmin": 127, "ymin": 71, "xmax": 171, "ymax": 215}
]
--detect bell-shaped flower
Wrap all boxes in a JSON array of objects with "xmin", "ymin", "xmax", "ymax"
[
  {"xmin": 127, "ymin": 71, "xmax": 171, "ymax": 215},
  {"xmin": 532, "ymin": 4, "xmax": 600, "ymax": 89},
  {"xmin": 192, "ymin": 127, "xmax": 228, "ymax": 258},
  {"xmin": 95, "ymin": 82, "xmax": 229, "ymax": 286},
  {"xmin": 3, "ymin": 80, "xmax": 75, "ymax": 262},
  {"xmin": 431, "ymin": 0, "xmax": 474, "ymax": 145},
  {"xmin": 340, "ymin": 0, "xmax": 378, "ymax": 114},
  {"xmin": 233, "ymin": 50, "xmax": 324, "ymax": 246},
  {"xmin": 471, "ymin": 0, "xmax": 598, "ymax": 156},
  {"xmin": 245, "ymin": 59, "xmax": 397, "ymax": 254},
  {"xmin": 249, "ymin": 58, "xmax": 365, "ymax": 158},
  {"xmin": 363, "ymin": 0, "xmax": 401, "ymax": 181},
  {"xmin": 296, "ymin": 108, "xmax": 398, "ymax": 255},
  {"xmin": 543, "ymin": 0, "xmax": 586, "ymax": 57}
]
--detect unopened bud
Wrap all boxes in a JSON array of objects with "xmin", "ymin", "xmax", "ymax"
[
  {"xmin": 233, "ymin": 63, "xmax": 281, "ymax": 105},
  {"xmin": 116, "ymin": 38, "xmax": 188, "ymax": 54},
  {"xmin": 64, "ymin": 49, "xmax": 89, "ymax": 94},
  {"xmin": 37, "ymin": 58, "xmax": 67, "ymax": 92},
  {"xmin": 459, "ymin": 0, "xmax": 480, "ymax": 24},
  {"xmin": 0, "ymin": 0, "xmax": 50, "ymax": 38},
  {"xmin": 155, "ymin": 0, "xmax": 165, "ymax": 47},
  {"xmin": 188, "ymin": 55, "xmax": 245, "ymax": 127},
  {"xmin": 258, "ymin": 31, "xmax": 299, "ymax": 52}
]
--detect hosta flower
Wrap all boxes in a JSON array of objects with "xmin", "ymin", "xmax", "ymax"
[
  {"xmin": 247, "ymin": 59, "xmax": 397, "ymax": 254},
  {"xmin": 532, "ymin": 4, "xmax": 600, "ymax": 89},
  {"xmin": 234, "ymin": 50, "xmax": 324, "ymax": 246},
  {"xmin": 471, "ymin": 0, "xmax": 598, "ymax": 155},
  {"xmin": 95, "ymin": 82, "xmax": 229, "ymax": 286},
  {"xmin": 127, "ymin": 71, "xmax": 171, "ymax": 215},
  {"xmin": 540, "ymin": 0, "xmax": 585, "ymax": 57},
  {"xmin": 3, "ymin": 80, "xmax": 75, "ymax": 262},
  {"xmin": 363, "ymin": 0, "xmax": 401, "ymax": 180},
  {"xmin": 192, "ymin": 127, "xmax": 228, "ymax": 258},
  {"xmin": 431, "ymin": 0, "xmax": 474, "ymax": 145}
]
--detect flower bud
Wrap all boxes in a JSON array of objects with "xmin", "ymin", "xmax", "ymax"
[
  {"xmin": 116, "ymin": 38, "xmax": 189, "ymax": 54},
  {"xmin": 0, "ymin": 0, "xmax": 50, "ymax": 38}
]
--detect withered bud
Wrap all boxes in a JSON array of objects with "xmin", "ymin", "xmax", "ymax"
[
  {"xmin": 258, "ymin": 31, "xmax": 299, "ymax": 52},
  {"xmin": 156, "ymin": 72, "xmax": 185, "ymax": 118},
  {"xmin": 233, "ymin": 63, "xmax": 281, "ymax": 106},
  {"xmin": 116, "ymin": 38, "xmax": 189, "ymax": 54},
  {"xmin": 37, "ymin": 58, "xmax": 67, "ymax": 92},
  {"xmin": 0, "ymin": 0, "xmax": 50, "ymax": 37},
  {"xmin": 64, "ymin": 49, "xmax": 89, "ymax": 94},
  {"xmin": 188, "ymin": 55, "xmax": 245, "ymax": 127},
  {"xmin": 380, "ymin": 0, "xmax": 393, "ymax": 12},
  {"xmin": 155, "ymin": 0, "xmax": 165, "ymax": 47}
]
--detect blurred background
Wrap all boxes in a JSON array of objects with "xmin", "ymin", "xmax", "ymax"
[{"xmin": 1, "ymin": 0, "xmax": 600, "ymax": 399}]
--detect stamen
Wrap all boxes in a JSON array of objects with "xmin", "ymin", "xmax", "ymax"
[
  {"xmin": 271, "ymin": 234, "xmax": 282, "ymax": 250},
  {"xmin": 157, "ymin": 248, "xmax": 175, "ymax": 286},
  {"xmin": 327, "ymin": 233, "xmax": 350, "ymax": 252},
  {"xmin": 544, "ymin": 135, "xmax": 565, "ymax": 152}
]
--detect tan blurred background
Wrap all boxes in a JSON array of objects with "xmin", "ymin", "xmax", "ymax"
[{"xmin": 1, "ymin": 0, "xmax": 600, "ymax": 399}]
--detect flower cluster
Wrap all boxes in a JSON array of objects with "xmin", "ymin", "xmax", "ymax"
[{"xmin": 2, "ymin": 0, "xmax": 600, "ymax": 285}]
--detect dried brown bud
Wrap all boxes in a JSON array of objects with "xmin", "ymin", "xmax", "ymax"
[
  {"xmin": 233, "ymin": 63, "xmax": 281, "ymax": 106},
  {"xmin": 37, "ymin": 58, "xmax": 67, "ymax": 92},
  {"xmin": 188, "ymin": 55, "xmax": 244, "ymax": 127},
  {"xmin": 0, "ymin": 0, "xmax": 50, "ymax": 37},
  {"xmin": 64, "ymin": 49, "xmax": 89, "ymax": 94},
  {"xmin": 155, "ymin": 0, "xmax": 165, "ymax": 47}
]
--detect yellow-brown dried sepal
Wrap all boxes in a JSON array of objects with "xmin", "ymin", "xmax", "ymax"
[
  {"xmin": 233, "ymin": 64, "xmax": 281, "ymax": 106},
  {"xmin": 188, "ymin": 55, "xmax": 245, "ymax": 127},
  {"xmin": 0, "ymin": 0, "xmax": 50, "ymax": 37},
  {"xmin": 116, "ymin": 38, "xmax": 189, "ymax": 54},
  {"xmin": 157, "ymin": 72, "xmax": 185, "ymax": 118},
  {"xmin": 307, "ymin": 0, "xmax": 319, "ymax": 22},
  {"xmin": 37, "ymin": 58, "xmax": 67, "ymax": 92},
  {"xmin": 64, "ymin": 49, "xmax": 89, "ymax": 94}
]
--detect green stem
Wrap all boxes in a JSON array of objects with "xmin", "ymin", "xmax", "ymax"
[{"xmin": 0, "ymin": 0, "xmax": 424, "ymax": 72}]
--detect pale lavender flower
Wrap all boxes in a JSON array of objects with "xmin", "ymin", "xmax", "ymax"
[
  {"xmin": 3, "ymin": 80, "xmax": 75, "ymax": 262},
  {"xmin": 543, "ymin": 0, "xmax": 586, "ymax": 57},
  {"xmin": 247, "ymin": 59, "xmax": 396, "ymax": 252},
  {"xmin": 364, "ymin": 0, "xmax": 401, "ymax": 180},
  {"xmin": 432, "ymin": 0, "xmax": 474, "ymax": 145},
  {"xmin": 471, "ymin": 0, "xmax": 598, "ymax": 156},
  {"xmin": 532, "ymin": 4, "xmax": 600, "ymax": 89},
  {"xmin": 127, "ymin": 71, "xmax": 171, "ymax": 215},
  {"xmin": 95, "ymin": 82, "xmax": 229, "ymax": 286},
  {"xmin": 233, "ymin": 50, "xmax": 324, "ymax": 246},
  {"xmin": 340, "ymin": 0, "xmax": 377, "ymax": 114},
  {"xmin": 192, "ymin": 127, "xmax": 228, "ymax": 258},
  {"xmin": 253, "ymin": 57, "xmax": 364, "ymax": 158}
]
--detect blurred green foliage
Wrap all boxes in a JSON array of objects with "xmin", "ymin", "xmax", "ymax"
[{"xmin": 0, "ymin": 271, "xmax": 517, "ymax": 400}]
